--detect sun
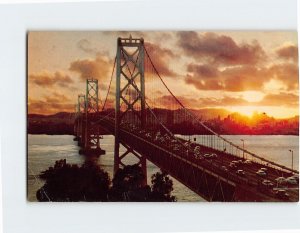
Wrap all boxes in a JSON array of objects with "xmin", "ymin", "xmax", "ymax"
[
  {"xmin": 242, "ymin": 91, "xmax": 265, "ymax": 102},
  {"xmin": 233, "ymin": 106, "xmax": 258, "ymax": 116}
]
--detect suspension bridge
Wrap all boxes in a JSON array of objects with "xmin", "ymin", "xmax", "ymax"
[{"xmin": 73, "ymin": 36, "xmax": 299, "ymax": 202}]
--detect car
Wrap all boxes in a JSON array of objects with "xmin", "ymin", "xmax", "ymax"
[
  {"xmin": 286, "ymin": 177, "xmax": 297, "ymax": 185},
  {"xmin": 260, "ymin": 167, "xmax": 268, "ymax": 172},
  {"xmin": 262, "ymin": 179, "xmax": 274, "ymax": 188},
  {"xmin": 210, "ymin": 153, "xmax": 218, "ymax": 158},
  {"xmin": 195, "ymin": 154, "xmax": 203, "ymax": 160},
  {"xmin": 236, "ymin": 169, "xmax": 246, "ymax": 176},
  {"xmin": 256, "ymin": 170, "xmax": 267, "ymax": 177},
  {"xmin": 243, "ymin": 159, "xmax": 252, "ymax": 165},
  {"xmin": 229, "ymin": 162, "xmax": 238, "ymax": 169},
  {"xmin": 230, "ymin": 161, "xmax": 240, "ymax": 167},
  {"xmin": 275, "ymin": 189, "xmax": 289, "ymax": 200},
  {"xmin": 275, "ymin": 177, "xmax": 287, "ymax": 185},
  {"xmin": 291, "ymin": 174, "xmax": 299, "ymax": 182},
  {"xmin": 203, "ymin": 153, "xmax": 212, "ymax": 158},
  {"xmin": 221, "ymin": 166, "xmax": 228, "ymax": 172}
]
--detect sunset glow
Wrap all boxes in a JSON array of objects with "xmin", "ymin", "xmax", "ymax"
[{"xmin": 28, "ymin": 31, "xmax": 299, "ymax": 119}]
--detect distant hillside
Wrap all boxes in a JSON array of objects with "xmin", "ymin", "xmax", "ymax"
[
  {"xmin": 27, "ymin": 109, "xmax": 298, "ymax": 135},
  {"xmin": 28, "ymin": 112, "xmax": 75, "ymax": 135},
  {"xmin": 190, "ymin": 108, "xmax": 231, "ymax": 120}
]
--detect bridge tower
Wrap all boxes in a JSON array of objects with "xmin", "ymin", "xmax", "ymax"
[
  {"xmin": 77, "ymin": 94, "xmax": 86, "ymax": 147},
  {"xmin": 73, "ymin": 103, "xmax": 80, "ymax": 141},
  {"xmin": 114, "ymin": 36, "xmax": 147, "ymax": 184},
  {"xmin": 79, "ymin": 78, "xmax": 105, "ymax": 156}
]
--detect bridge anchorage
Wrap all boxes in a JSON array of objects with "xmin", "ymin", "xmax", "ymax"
[
  {"xmin": 74, "ymin": 36, "xmax": 299, "ymax": 202},
  {"xmin": 74, "ymin": 79, "xmax": 105, "ymax": 157}
]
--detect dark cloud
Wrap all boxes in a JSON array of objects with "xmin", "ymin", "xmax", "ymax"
[
  {"xmin": 144, "ymin": 42, "xmax": 177, "ymax": 77},
  {"xmin": 187, "ymin": 64, "xmax": 219, "ymax": 78},
  {"xmin": 69, "ymin": 55, "xmax": 112, "ymax": 81},
  {"xmin": 185, "ymin": 62, "xmax": 298, "ymax": 92},
  {"xmin": 276, "ymin": 44, "xmax": 298, "ymax": 62},
  {"xmin": 29, "ymin": 71, "xmax": 74, "ymax": 88},
  {"xmin": 177, "ymin": 32, "xmax": 266, "ymax": 65}
]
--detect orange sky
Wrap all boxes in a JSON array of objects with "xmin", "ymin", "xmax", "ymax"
[{"xmin": 28, "ymin": 31, "xmax": 299, "ymax": 118}]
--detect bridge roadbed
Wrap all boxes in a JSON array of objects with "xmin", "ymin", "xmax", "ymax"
[{"xmin": 99, "ymin": 118, "xmax": 299, "ymax": 202}]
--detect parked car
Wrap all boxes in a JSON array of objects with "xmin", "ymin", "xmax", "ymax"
[{"xmin": 256, "ymin": 170, "xmax": 267, "ymax": 177}]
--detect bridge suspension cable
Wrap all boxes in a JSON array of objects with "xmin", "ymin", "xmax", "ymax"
[
  {"xmin": 143, "ymin": 44, "xmax": 298, "ymax": 174},
  {"xmin": 102, "ymin": 56, "xmax": 116, "ymax": 111}
]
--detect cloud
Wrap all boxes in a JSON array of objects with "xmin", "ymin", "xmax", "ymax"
[
  {"xmin": 177, "ymin": 32, "xmax": 266, "ymax": 65},
  {"xmin": 29, "ymin": 71, "xmax": 74, "ymax": 88},
  {"xmin": 259, "ymin": 92, "xmax": 298, "ymax": 107},
  {"xmin": 276, "ymin": 44, "xmax": 298, "ymax": 62},
  {"xmin": 185, "ymin": 62, "xmax": 298, "ymax": 92},
  {"xmin": 144, "ymin": 42, "xmax": 177, "ymax": 77},
  {"xmin": 44, "ymin": 92, "xmax": 71, "ymax": 103},
  {"xmin": 154, "ymin": 95, "xmax": 249, "ymax": 109},
  {"xmin": 187, "ymin": 63, "xmax": 219, "ymax": 78},
  {"xmin": 77, "ymin": 39, "xmax": 109, "ymax": 56},
  {"xmin": 154, "ymin": 92, "xmax": 298, "ymax": 110},
  {"xmin": 69, "ymin": 55, "xmax": 112, "ymax": 81},
  {"xmin": 268, "ymin": 63, "xmax": 299, "ymax": 90},
  {"xmin": 28, "ymin": 94, "xmax": 74, "ymax": 114}
]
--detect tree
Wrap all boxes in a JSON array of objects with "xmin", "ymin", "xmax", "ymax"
[
  {"xmin": 109, "ymin": 164, "xmax": 151, "ymax": 201},
  {"xmin": 36, "ymin": 159, "xmax": 110, "ymax": 202},
  {"xmin": 150, "ymin": 171, "xmax": 176, "ymax": 202}
]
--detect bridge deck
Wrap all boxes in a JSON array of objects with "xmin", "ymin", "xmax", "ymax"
[{"xmin": 96, "ymin": 118, "xmax": 299, "ymax": 202}]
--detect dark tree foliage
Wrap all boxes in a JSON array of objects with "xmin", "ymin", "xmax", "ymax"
[
  {"xmin": 150, "ymin": 171, "xmax": 176, "ymax": 202},
  {"xmin": 109, "ymin": 164, "xmax": 151, "ymax": 201},
  {"xmin": 109, "ymin": 165, "xmax": 176, "ymax": 202},
  {"xmin": 37, "ymin": 159, "xmax": 110, "ymax": 202},
  {"xmin": 36, "ymin": 160, "xmax": 176, "ymax": 202}
]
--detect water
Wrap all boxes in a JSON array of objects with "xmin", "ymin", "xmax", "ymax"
[{"xmin": 27, "ymin": 134, "xmax": 299, "ymax": 201}]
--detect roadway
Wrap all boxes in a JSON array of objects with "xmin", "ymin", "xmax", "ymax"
[{"xmin": 96, "ymin": 117, "xmax": 299, "ymax": 202}]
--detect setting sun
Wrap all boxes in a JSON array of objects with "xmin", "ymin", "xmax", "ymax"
[{"xmin": 242, "ymin": 91, "xmax": 265, "ymax": 102}]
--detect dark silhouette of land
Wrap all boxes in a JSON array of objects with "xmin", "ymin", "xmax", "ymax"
[{"xmin": 28, "ymin": 110, "xmax": 299, "ymax": 135}]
